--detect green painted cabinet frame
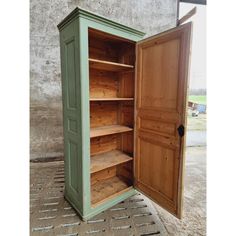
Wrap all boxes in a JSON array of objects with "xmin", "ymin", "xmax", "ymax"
[
  {"xmin": 58, "ymin": 7, "xmax": 145, "ymax": 220},
  {"xmin": 58, "ymin": 7, "xmax": 192, "ymax": 221}
]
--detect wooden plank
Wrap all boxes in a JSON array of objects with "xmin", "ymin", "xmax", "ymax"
[
  {"xmin": 89, "ymin": 58, "xmax": 134, "ymax": 72},
  {"xmin": 90, "ymin": 134, "xmax": 120, "ymax": 156},
  {"xmin": 90, "ymin": 98, "xmax": 134, "ymax": 101},
  {"xmin": 89, "ymin": 69, "xmax": 119, "ymax": 98},
  {"xmin": 90, "ymin": 125, "xmax": 133, "ymax": 138},
  {"xmin": 90, "ymin": 150, "xmax": 133, "ymax": 174},
  {"xmin": 135, "ymin": 23, "xmax": 192, "ymax": 218},
  {"xmin": 90, "ymin": 102, "xmax": 118, "ymax": 128},
  {"xmin": 91, "ymin": 166, "xmax": 117, "ymax": 186},
  {"xmin": 91, "ymin": 176, "xmax": 131, "ymax": 206},
  {"xmin": 178, "ymin": 7, "xmax": 197, "ymax": 25}
]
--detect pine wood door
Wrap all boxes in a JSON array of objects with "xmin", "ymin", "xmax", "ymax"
[{"xmin": 134, "ymin": 23, "xmax": 192, "ymax": 218}]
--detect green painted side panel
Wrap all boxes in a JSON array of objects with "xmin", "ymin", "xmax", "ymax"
[
  {"xmin": 59, "ymin": 20, "xmax": 83, "ymax": 213},
  {"xmin": 58, "ymin": 8, "xmax": 145, "ymax": 220},
  {"xmin": 68, "ymin": 141, "xmax": 79, "ymax": 192},
  {"xmin": 65, "ymin": 38, "xmax": 77, "ymax": 109},
  {"xmin": 77, "ymin": 18, "xmax": 91, "ymax": 216},
  {"xmin": 68, "ymin": 118, "xmax": 78, "ymax": 133}
]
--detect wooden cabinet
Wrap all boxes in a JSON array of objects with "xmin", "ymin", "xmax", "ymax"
[{"xmin": 58, "ymin": 7, "xmax": 192, "ymax": 220}]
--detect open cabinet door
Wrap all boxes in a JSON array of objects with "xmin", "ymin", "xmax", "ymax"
[{"xmin": 134, "ymin": 22, "xmax": 192, "ymax": 218}]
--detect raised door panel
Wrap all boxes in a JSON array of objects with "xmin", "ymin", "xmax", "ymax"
[
  {"xmin": 135, "ymin": 23, "xmax": 192, "ymax": 218},
  {"xmin": 59, "ymin": 21, "xmax": 83, "ymax": 212}
]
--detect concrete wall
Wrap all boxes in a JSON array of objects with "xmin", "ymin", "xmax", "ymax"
[{"xmin": 30, "ymin": 0, "xmax": 178, "ymax": 160}]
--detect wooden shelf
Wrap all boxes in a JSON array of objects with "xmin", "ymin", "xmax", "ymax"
[
  {"xmin": 90, "ymin": 98, "xmax": 134, "ymax": 101},
  {"xmin": 89, "ymin": 58, "xmax": 134, "ymax": 72},
  {"xmin": 90, "ymin": 150, "xmax": 133, "ymax": 174},
  {"xmin": 90, "ymin": 125, "xmax": 133, "ymax": 138},
  {"xmin": 91, "ymin": 176, "xmax": 132, "ymax": 206}
]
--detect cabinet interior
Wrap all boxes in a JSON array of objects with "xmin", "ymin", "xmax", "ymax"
[{"xmin": 88, "ymin": 28, "xmax": 136, "ymax": 207}]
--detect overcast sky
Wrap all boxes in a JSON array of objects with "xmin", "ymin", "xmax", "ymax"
[{"xmin": 179, "ymin": 3, "xmax": 206, "ymax": 90}]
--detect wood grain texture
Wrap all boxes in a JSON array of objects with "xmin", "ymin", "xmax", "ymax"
[
  {"xmin": 90, "ymin": 98, "xmax": 134, "ymax": 101},
  {"xmin": 91, "ymin": 166, "xmax": 117, "ymax": 186},
  {"xmin": 90, "ymin": 102, "xmax": 118, "ymax": 128},
  {"xmin": 89, "ymin": 69, "xmax": 119, "ymax": 98},
  {"xmin": 118, "ymin": 102, "xmax": 134, "ymax": 127},
  {"xmin": 88, "ymin": 28, "xmax": 135, "ymax": 64},
  {"xmin": 91, "ymin": 176, "xmax": 131, "ymax": 206},
  {"xmin": 89, "ymin": 33, "xmax": 119, "ymax": 62},
  {"xmin": 88, "ymin": 27, "xmax": 136, "ymax": 211},
  {"xmin": 90, "ymin": 134, "xmax": 120, "ymax": 156},
  {"xmin": 134, "ymin": 23, "xmax": 192, "ymax": 218},
  {"xmin": 118, "ymin": 71, "xmax": 135, "ymax": 98},
  {"xmin": 90, "ymin": 150, "xmax": 133, "ymax": 174},
  {"xmin": 119, "ymin": 132, "xmax": 134, "ymax": 155},
  {"xmin": 90, "ymin": 133, "xmax": 133, "ymax": 157},
  {"xmin": 90, "ymin": 125, "xmax": 133, "ymax": 138},
  {"xmin": 89, "ymin": 58, "xmax": 134, "ymax": 72}
]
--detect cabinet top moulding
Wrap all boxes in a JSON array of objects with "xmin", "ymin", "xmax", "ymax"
[
  {"xmin": 57, "ymin": 7, "xmax": 145, "ymax": 40},
  {"xmin": 89, "ymin": 58, "xmax": 134, "ymax": 72}
]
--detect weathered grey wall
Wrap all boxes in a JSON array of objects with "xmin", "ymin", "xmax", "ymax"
[{"xmin": 30, "ymin": 0, "xmax": 178, "ymax": 160}]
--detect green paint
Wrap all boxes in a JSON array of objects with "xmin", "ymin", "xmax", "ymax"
[
  {"xmin": 68, "ymin": 141, "xmax": 79, "ymax": 192},
  {"xmin": 68, "ymin": 118, "xmax": 78, "ymax": 133},
  {"xmin": 57, "ymin": 7, "xmax": 145, "ymax": 38},
  {"xmin": 65, "ymin": 37, "xmax": 77, "ymax": 109},
  {"xmin": 59, "ymin": 20, "xmax": 83, "ymax": 213},
  {"xmin": 58, "ymin": 7, "xmax": 145, "ymax": 220}
]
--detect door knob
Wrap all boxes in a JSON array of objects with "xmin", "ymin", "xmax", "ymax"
[{"xmin": 177, "ymin": 124, "xmax": 185, "ymax": 137}]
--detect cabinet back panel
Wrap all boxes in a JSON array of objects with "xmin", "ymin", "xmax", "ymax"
[
  {"xmin": 90, "ymin": 133, "xmax": 133, "ymax": 156},
  {"xmin": 90, "ymin": 101, "xmax": 134, "ymax": 128},
  {"xmin": 120, "ymin": 132, "xmax": 134, "ymax": 156},
  {"xmin": 90, "ymin": 134, "xmax": 120, "ymax": 156},
  {"xmin": 118, "ymin": 71, "xmax": 135, "ymax": 98},
  {"xmin": 117, "ymin": 44, "xmax": 135, "ymax": 66},
  {"xmin": 90, "ymin": 102, "xmax": 118, "ymax": 128},
  {"xmin": 91, "ymin": 163, "xmax": 133, "ymax": 206},
  {"xmin": 89, "ymin": 36, "xmax": 119, "ymax": 62},
  {"xmin": 89, "ymin": 69, "xmax": 119, "ymax": 98},
  {"xmin": 91, "ymin": 164, "xmax": 133, "ymax": 186},
  {"xmin": 118, "ymin": 102, "xmax": 134, "ymax": 127},
  {"xmin": 91, "ymin": 166, "xmax": 117, "ymax": 186},
  {"xmin": 88, "ymin": 28, "xmax": 136, "ymax": 208},
  {"xmin": 89, "ymin": 28, "xmax": 135, "ymax": 64},
  {"xmin": 117, "ymin": 162, "xmax": 133, "ymax": 185}
]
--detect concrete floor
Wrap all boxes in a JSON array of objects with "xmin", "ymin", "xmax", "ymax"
[
  {"xmin": 153, "ymin": 146, "xmax": 206, "ymax": 235},
  {"xmin": 186, "ymin": 131, "xmax": 206, "ymax": 147}
]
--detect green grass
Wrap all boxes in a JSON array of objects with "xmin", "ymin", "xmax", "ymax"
[{"xmin": 189, "ymin": 95, "xmax": 206, "ymax": 105}]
